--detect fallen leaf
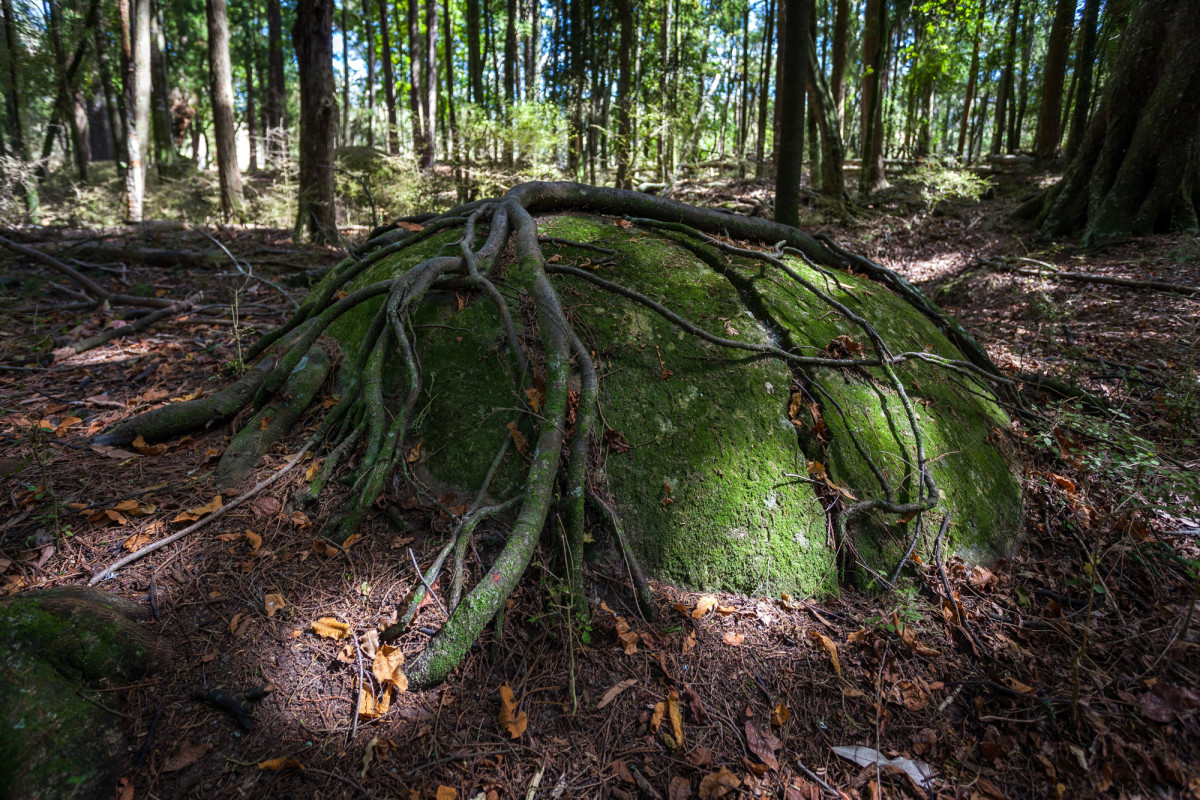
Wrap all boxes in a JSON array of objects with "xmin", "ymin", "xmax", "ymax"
[
  {"xmin": 615, "ymin": 616, "xmax": 639, "ymax": 654},
  {"xmin": 682, "ymin": 630, "xmax": 697, "ymax": 654},
  {"xmin": 831, "ymin": 745, "xmax": 934, "ymax": 791},
  {"xmin": 358, "ymin": 687, "xmax": 391, "ymax": 719},
  {"xmin": 597, "ymin": 678, "xmax": 637, "ymax": 709},
  {"xmin": 228, "ymin": 612, "xmax": 247, "ymax": 635},
  {"xmin": 163, "ymin": 740, "xmax": 212, "ymax": 772},
  {"xmin": 397, "ymin": 221, "xmax": 424, "ymax": 232},
  {"xmin": 611, "ymin": 760, "xmax": 635, "ymax": 784},
  {"xmin": 825, "ymin": 334, "xmax": 864, "ymax": 358},
  {"xmin": 290, "ymin": 510, "xmax": 312, "ymax": 528},
  {"xmin": 525, "ymin": 387, "xmax": 543, "ymax": 413},
  {"xmin": 669, "ymin": 775, "xmax": 692, "ymax": 800},
  {"xmin": 507, "ymin": 421, "xmax": 529, "ymax": 455},
  {"xmin": 716, "ymin": 605, "xmax": 736, "ymax": 617},
  {"xmin": 91, "ymin": 443, "xmax": 138, "ymax": 459},
  {"xmin": 498, "ymin": 682, "xmax": 528, "ymax": 738},
  {"xmin": 771, "ymin": 702, "xmax": 790, "ymax": 727},
  {"xmin": 373, "ymin": 645, "xmax": 408, "ymax": 691},
  {"xmin": 614, "ymin": 218, "xmax": 634, "ymax": 228},
  {"xmin": 807, "ymin": 630, "xmax": 842, "ymax": 676},
  {"xmin": 406, "ymin": 441, "xmax": 422, "ymax": 463},
  {"xmin": 172, "ymin": 495, "xmax": 223, "ymax": 523},
  {"xmin": 341, "ymin": 533, "xmax": 363, "ymax": 551},
  {"xmin": 436, "ymin": 787, "xmax": 457, "ymax": 800},
  {"xmin": 667, "ymin": 689, "xmax": 685, "ymax": 747},
  {"xmin": 698, "ymin": 767, "xmax": 741, "ymax": 800},
  {"xmin": 745, "ymin": 717, "xmax": 783, "ymax": 770},
  {"xmin": 1140, "ymin": 683, "xmax": 1200, "ymax": 723},
  {"xmin": 131, "ymin": 434, "xmax": 167, "ymax": 455},
  {"xmin": 258, "ymin": 756, "xmax": 304, "ymax": 771},
  {"xmin": 311, "ymin": 617, "xmax": 351, "ymax": 640},
  {"xmin": 245, "ymin": 531, "xmax": 263, "ymax": 553},
  {"xmin": 264, "ymin": 593, "xmax": 285, "ymax": 618},
  {"xmin": 692, "ymin": 595, "xmax": 718, "ymax": 618},
  {"xmin": 54, "ymin": 416, "xmax": 83, "ymax": 437},
  {"xmin": 723, "ymin": 631, "xmax": 745, "ymax": 646},
  {"xmin": 650, "ymin": 701, "xmax": 665, "ymax": 733},
  {"xmin": 122, "ymin": 532, "xmax": 151, "ymax": 551},
  {"xmin": 305, "ymin": 459, "xmax": 321, "ymax": 481}
]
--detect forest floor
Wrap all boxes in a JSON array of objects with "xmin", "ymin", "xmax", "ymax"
[{"xmin": 1, "ymin": 169, "xmax": 1198, "ymax": 800}]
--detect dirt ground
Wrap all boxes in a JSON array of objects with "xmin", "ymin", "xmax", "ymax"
[{"xmin": 1, "ymin": 176, "xmax": 1198, "ymax": 800}]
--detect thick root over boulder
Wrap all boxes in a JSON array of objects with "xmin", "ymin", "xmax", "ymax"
[{"xmin": 95, "ymin": 182, "xmax": 1021, "ymax": 689}]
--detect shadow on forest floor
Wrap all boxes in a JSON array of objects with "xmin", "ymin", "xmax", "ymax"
[{"xmin": 0, "ymin": 170, "xmax": 1197, "ymax": 800}]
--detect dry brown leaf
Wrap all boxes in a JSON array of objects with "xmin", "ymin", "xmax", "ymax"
[
  {"xmin": 54, "ymin": 416, "xmax": 83, "ymax": 437},
  {"xmin": 290, "ymin": 510, "xmax": 312, "ymax": 528},
  {"xmin": 122, "ymin": 532, "xmax": 150, "ymax": 551},
  {"xmin": 172, "ymin": 495, "xmax": 223, "ymax": 523},
  {"xmin": 614, "ymin": 218, "xmax": 634, "ymax": 228},
  {"xmin": 682, "ymin": 630, "xmax": 697, "ymax": 655},
  {"xmin": 228, "ymin": 612, "xmax": 247, "ymax": 635},
  {"xmin": 615, "ymin": 616, "xmax": 639, "ymax": 654},
  {"xmin": 498, "ymin": 681, "xmax": 528, "ymax": 738},
  {"xmin": 435, "ymin": 787, "xmax": 457, "ymax": 800},
  {"xmin": 716, "ymin": 605, "xmax": 737, "ymax": 617},
  {"xmin": 245, "ymin": 531, "xmax": 263, "ymax": 553},
  {"xmin": 311, "ymin": 617, "xmax": 351, "ymax": 640},
  {"xmin": 341, "ymin": 533, "xmax": 363, "ymax": 551},
  {"xmin": 745, "ymin": 717, "xmax": 783, "ymax": 770},
  {"xmin": 698, "ymin": 768, "xmax": 741, "ymax": 800},
  {"xmin": 771, "ymin": 702, "xmax": 791, "ymax": 727},
  {"xmin": 405, "ymin": 441, "xmax": 422, "ymax": 463},
  {"xmin": 668, "ymin": 775, "xmax": 692, "ymax": 800},
  {"xmin": 507, "ymin": 421, "xmax": 529, "ymax": 455},
  {"xmin": 264, "ymin": 593, "xmax": 285, "ymax": 618},
  {"xmin": 131, "ymin": 434, "xmax": 167, "ymax": 455},
  {"xmin": 807, "ymin": 629, "xmax": 842, "ymax": 676},
  {"xmin": 373, "ymin": 645, "xmax": 408, "ymax": 691},
  {"xmin": 692, "ymin": 595, "xmax": 718, "ymax": 618},
  {"xmin": 397, "ymin": 221, "xmax": 424, "ymax": 232},
  {"xmin": 258, "ymin": 756, "xmax": 304, "ymax": 771},
  {"xmin": 667, "ymin": 689, "xmax": 685, "ymax": 747},
  {"xmin": 358, "ymin": 687, "xmax": 391, "ymax": 719},
  {"xmin": 688, "ymin": 746, "xmax": 715, "ymax": 769},
  {"xmin": 723, "ymin": 631, "xmax": 745, "ymax": 646},
  {"xmin": 163, "ymin": 740, "xmax": 212, "ymax": 772},
  {"xmin": 305, "ymin": 458, "xmax": 321, "ymax": 481},
  {"xmin": 1001, "ymin": 676, "xmax": 1034, "ymax": 694},
  {"xmin": 90, "ymin": 443, "xmax": 139, "ymax": 459},
  {"xmin": 597, "ymin": 678, "xmax": 637, "ymax": 709},
  {"xmin": 650, "ymin": 701, "xmax": 665, "ymax": 733}
]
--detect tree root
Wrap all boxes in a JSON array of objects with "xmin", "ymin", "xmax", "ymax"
[{"xmin": 93, "ymin": 181, "xmax": 1020, "ymax": 688}]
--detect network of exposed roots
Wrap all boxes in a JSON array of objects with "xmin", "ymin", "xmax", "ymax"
[{"xmin": 91, "ymin": 182, "xmax": 1016, "ymax": 688}]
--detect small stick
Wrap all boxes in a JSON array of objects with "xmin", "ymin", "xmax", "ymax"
[
  {"xmin": 796, "ymin": 757, "xmax": 847, "ymax": 798},
  {"xmin": 348, "ymin": 628, "xmax": 365, "ymax": 743},
  {"xmin": 410, "ymin": 547, "xmax": 449, "ymax": 616},
  {"xmin": 88, "ymin": 439, "xmax": 315, "ymax": 584}
]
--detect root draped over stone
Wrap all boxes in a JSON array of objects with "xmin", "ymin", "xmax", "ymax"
[{"xmin": 94, "ymin": 182, "xmax": 1019, "ymax": 689}]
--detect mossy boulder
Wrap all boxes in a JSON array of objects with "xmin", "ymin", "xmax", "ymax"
[
  {"xmin": 326, "ymin": 213, "xmax": 1022, "ymax": 595},
  {"xmin": 0, "ymin": 587, "xmax": 169, "ymax": 800}
]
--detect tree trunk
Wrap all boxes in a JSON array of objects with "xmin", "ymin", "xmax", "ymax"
[
  {"xmin": 46, "ymin": 0, "xmax": 89, "ymax": 182},
  {"xmin": 466, "ymin": 0, "xmax": 484, "ymax": 106},
  {"xmin": 1033, "ymin": 0, "xmax": 1073, "ymax": 165},
  {"xmin": 266, "ymin": 0, "xmax": 287, "ymax": 164},
  {"xmin": 293, "ymin": 0, "xmax": 338, "ymax": 242},
  {"xmin": 804, "ymin": 11, "xmax": 844, "ymax": 201},
  {"xmin": 379, "ymin": 0, "xmax": 399, "ymax": 153},
  {"xmin": 150, "ymin": 9, "xmax": 174, "ymax": 169},
  {"xmin": 991, "ymin": 0, "xmax": 1019, "ymax": 155},
  {"xmin": 524, "ymin": 0, "xmax": 537, "ymax": 101},
  {"xmin": 828, "ymin": 0, "xmax": 847, "ymax": 139},
  {"xmin": 443, "ymin": 0, "xmax": 457, "ymax": 165},
  {"xmin": 121, "ymin": 0, "xmax": 150, "ymax": 222},
  {"xmin": 1063, "ymin": 0, "xmax": 1100, "ymax": 161},
  {"xmin": 1036, "ymin": 0, "xmax": 1200, "ymax": 245},
  {"xmin": 754, "ymin": 0, "xmax": 775, "ymax": 179},
  {"xmin": 957, "ymin": 4, "xmax": 982, "ymax": 158},
  {"xmin": 614, "ymin": 0, "xmax": 633, "ymax": 188},
  {"xmin": 1010, "ymin": 0, "xmax": 1034, "ymax": 152},
  {"xmin": 422, "ymin": 0, "xmax": 437, "ymax": 169},
  {"xmin": 95, "ymin": 24, "xmax": 124, "ymax": 165},
  {"xmin": 246, "ymin": 52, "xmax": 259, "ymax": 172},
  {"xmin": 503, "ymin": 0, "xmax": 517, "ymax": 166},
  {"xmin": 858, "ymin": 0, "xmax": 887, "ymax": 195},
  {"xmin": 776, "ymin": 0, "xmax": 811, "ymax": 227},
  {"xmin": 207, "ymin": 0, "xmax": 245, "ymax": 221},
  {"xmin": 362, "ymin": 0, "xmax": 375, "ymax": 149},
  {"xmin": 736, "ymin": 0, "xmax": 750, "ymax": 175},
  {"xmin": 341, "ymin": 0, "xmax": 350, "ymax": 147}
]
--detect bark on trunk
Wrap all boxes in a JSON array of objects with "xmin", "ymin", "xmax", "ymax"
[
  {"xmin": 379, "ymin": 0, "xmax": 399, "ymax": 153},
  {"xmin": 614, "ymin": 0, "xmax": 633, "ymax": 189},
  {"xmin": 1063, "ymin": 0, "xmax": 1100, "ymax": 161},
  {"xmin": 422, "ymin": 0, "xmax": 438, "ymax": 169},
  {"xmin": 1034, "ymin": 0, "xmax": 1074, "ymax": 165},
  {"xmin": 754, "ymin": 0, "xmax": 775, "ymax": 179},
  {"xmin": 466, "ymin": 0, "xmax": 484, "ymax": 106},
  {"xmin": 858, "ymin": 0, "xmax": 887, "ymax": 195},
  {"xmin": 956, "ymin": 5, "xmax": 982, "ymax": 159},
  {"xmin": 293, "ymin": 0, "xmax": 338, "ymax": 242},
  {"xmin": 266, "ymin": 0, "xmax": 287, "ymax": 164},
  {"xmin": 362, "ymin": 0, "xmax": 375, "ymax": 148},
  {"xmin": 1036, "ymin": 0, "xmax": 1200, "ymax": 245},
  {"xmin": 207, "ymin": 0, "xmax": 245, "ymax": 221},
  {"xmin": 776, "ymin": 0, "xmax": 811, "ymax": 227}
]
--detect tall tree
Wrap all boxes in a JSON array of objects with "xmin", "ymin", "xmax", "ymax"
[
  {"xmin": 422, "ymin": 0, "xmax": 437, "ymax": 168},
  {"xmin": 293, "ymin": 0, "xmax": 338, "ymax": 241},
  {"xmin": 858, "ymin": 0, "xmax": 887, "ymax": 194},
  {"xmin": 957, "ymin": 3, "xmax": 983, "ymax": 159},
  {"xmin": 378, "ymin": 0, "xmax": 398, "ymax": 152},
  {"xmin": 523, "ymin": 0, "xmax": 537, "ymax": 101},
  {"xmin": 804, "ymin": 7, "xmax": 845, "ymax": 201},
  {"xmin": 613, "ymin": 0, "xmax": 633, "ymax": 188},
  {"xmin": 1035, "ymin": 0, "xmax": 1200, "ymax": 245},
  {"xmin": 991, "ymin": 0, "xmax": 1019, "ymax": 154},
  {"xmin": 755, "ymin": 0, "xmax": 776, "ymax": 179},
  {"xmin": 95, "ymin": 23, "xmax": 124, "ymax": 164},
  {"xmin": 466, "ymin": 0, "xmax": 484, "ymax": 106},
  {"xmin": 266, "ymin": 0, "xmax": 287, "ymax": 163},
  {"xmin": 828, "ymin": 0, "xmax": 848, "ymax": 138},
  {"xmin": 121, "ymin": 0, "xmax": 151, "ymax": 221},
  {"xmin": 503, "ymin": 0, "xmax": 518, "ymax": 165},
  {"xmin": 46, "ymin": 0, "xmax": 89, "ymax": 181},
  {"xmin": 776, "ymin": 0, "xmax": 811, "ymax": 227},
  {"xmin": 1034, "ymin": 0, "xmax": 1074, "ymax": 165},
  {"xmin": 362, "ymin": 0, "xmax": 375, "ymax": 148},
  {"xmin": 1063, "ymin": 0, "xmax": 1100, "ymax": 160},
  {"xmin": 246, "ymin": 50, "xmax": 258, "ymax": 172},
  {"xmin": 1, "ymin": 0, "xmax": 39, "ymax": 220},
  {"xmin": 341, "ymin": 0, "xmax": 350, "ymax": 146},
  {"xmin": 207, "ymin": 0, "xmax": 244, "ymax": 220}
]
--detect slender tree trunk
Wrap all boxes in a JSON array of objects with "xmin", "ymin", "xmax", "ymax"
[
  {"xmin": 206, "ymin": 0, "xmax": 244, "ymax": 221},
  {"xmin": 503, "ymin": 0, "xmax": 517, "ymax": 166},
  {"xmin": 246, "ymin": 52, "xmax": 258, "ymax": 172},
  {"xmin": 379, "ymin": 0, "xmax": 399, "ymax": 153},
  {"xmin": 2, "ymin": 0, "xmax": 38, "ymax": 219},
  {"xmin": 341, "ymin": 0, "xmax": 350, "ymax": 146},
  {"xmin": 858, "ymin": 0, "xmax": 887, "ymax": 194},
  {"xmin": 776, "ymin": 0, "xmax": 811, "ymax": 226},
  {"xmin": 1034, "ymin": 0, "xmax": 1073, "ymax": 165},
  {"xmin": 805, "ymin": 0, "xmax": 819, "ymax": 186},
  {"xmin": 407, "ymin": 0, "xmax": 423, "ymax": 157},
  {"xmin": 957, "ymin": 4, "xmax": 982, "ymax": 158},
  {"xmin": 755, "ymin": 0, "xmax": 775, "ymax": 179},
  {"xmin": 266, "ymin": 0, "xmax": 287, "ymax": 163},
  {"xmin": 524, "ymin": 0, "xmax": 537, "ymax": 101},
  {"xmin": 443, "ymin": 0, "xmax": 456, "ymax": 163},
  {"xmin": 736, "ymin": 0, "xmax": 750, "ymax": 175},
  {"xmin": 362, "ymin": 0, "xmax": 375, "ymax": 148},
  {"xmin": 119, "ymin": 0, "xmax": 145, "ymax": 221},
  {"xmin": 614, "ymin": 0, "xmax": 633, "ymax": 188},
  {"xmin": 293, "ymin": 0, "xmax": 338, "ymax": 241},
  {"xmin": 95, "ymin": 24, "xmax": 124, "ymax": 165},
  {"xmin": 992, "ymin": 0, "xmax": 1019, "ymax": 154},
  {"xmin": 1010, "ymin": 0, "xmax": 1034, "ymax": 152},
  {"xmin": 422, "ymin": 0, "xmax": 437, "ymax": 168},
  {"xmin": 47, "ymin": 0, "xmax": 89, "ymax": 181},
  {"xmin": 466, "ymin": 0, "xmax": 484, "ymax": 106},
  {"xmin": 150, "ymin": 8, "xmax": 174, "ymax": 169},
  {"xmin": 1064, "ymin": 0, "xmax": 1100, "ymax": 160},
  {"xmin": 829, "ymin": 0, "xmax": 848, "ymax": 139},
  {"xmin": 804, "ymin": 8, "xmax": 844, "ymax": 201}
]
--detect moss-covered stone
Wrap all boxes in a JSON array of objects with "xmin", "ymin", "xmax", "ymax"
[
  {"xmin": 0, "ymin": 588, "xmax": 169, "ymax": 800},
  {"xmin": 326, "ymin": 213, "xmax": 1022, "ymax": 595}
]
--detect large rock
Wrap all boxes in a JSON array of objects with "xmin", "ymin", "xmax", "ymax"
[
  {"xmin": 328, "ymin": 214, "xmax": 1022, "ymax": 595},
  {"xmin": 0, "ymin": 587, "xmax": 169, "ymax": 800}
]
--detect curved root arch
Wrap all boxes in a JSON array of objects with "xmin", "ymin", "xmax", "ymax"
[{"xmin": 92, "ymin": 182, "xmax": 1012, "ymax": 688}]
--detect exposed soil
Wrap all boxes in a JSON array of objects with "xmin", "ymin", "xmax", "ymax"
[{"xmin": 1, "ymin": 177, "xmax": 1197, "ymax": 800}]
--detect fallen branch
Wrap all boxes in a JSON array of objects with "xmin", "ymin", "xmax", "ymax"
[
  {"xmin": 0, "ymin": 234, "xmax": 176, "ymax": 309},
  {"xmin": 981, "ymin": 257, "xmax": 1200, "ymax": 295},
  {"xmin": 59, "ymin": 295, "xmax": 200, "ymax": 356}
]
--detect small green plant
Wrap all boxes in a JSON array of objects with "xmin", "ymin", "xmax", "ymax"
[{"xmin": 911, "ymin": 159, "xmax": 991, "ymax": 210}]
